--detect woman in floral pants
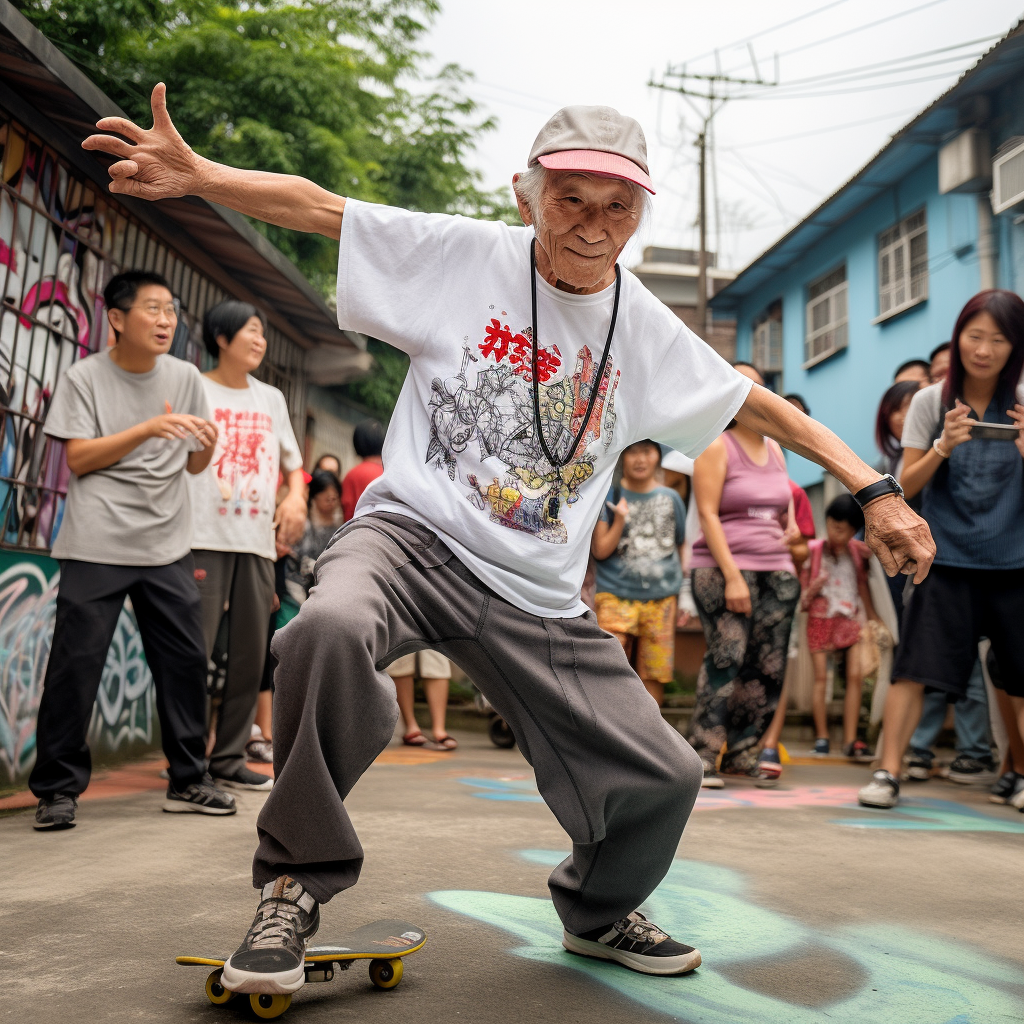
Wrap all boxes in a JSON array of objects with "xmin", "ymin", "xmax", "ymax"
[{"xmin": 686, "ymin": 364, "xmax": 801, "ymax": 786}]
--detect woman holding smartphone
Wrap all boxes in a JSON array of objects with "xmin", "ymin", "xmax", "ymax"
[{"xmin": 859, "ymin": 290, "xmax": 1024, "ymax": 809}]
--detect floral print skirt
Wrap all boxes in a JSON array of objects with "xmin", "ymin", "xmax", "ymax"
[{"xmin": 686, "ymin": 568, "xmax": 800, "ymax": 769}]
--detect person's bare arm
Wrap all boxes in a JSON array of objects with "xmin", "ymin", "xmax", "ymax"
[
  {"xmin": 901, "ymin": 402, "xmax": 973, "ymax": 499},
  {"xmin": 735, "ymin": 385, "xmax": 935, "ymax": 582},
  {"xmin": 274, "ymin": 468, "xmax": 308, "ymax": 546},
  {"xmin": 693, "ymin": 438, "xmax": 751, "ymax": 614},
  {"xmin": 66, "ymin": 408, "xmax": 216, "ymax": 476},
  {"xmin": 82, "ymin": 84, "xmax": 345, "ymax": 238},
  {"xmin": 591, "ymin": 498, "xmax": 628, "ymax": 560}
]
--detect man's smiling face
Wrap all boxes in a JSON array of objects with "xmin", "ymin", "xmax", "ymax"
[{"xmin": 515, "ymin": 170, "xmax": 642, "ymax": 294}]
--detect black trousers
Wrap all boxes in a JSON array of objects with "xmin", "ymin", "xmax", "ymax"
[{"xmin": 29, "ymin": 556, "xmax": 208, "ymax": 799}]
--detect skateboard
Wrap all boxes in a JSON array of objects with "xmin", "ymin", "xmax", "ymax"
[{"xmin": 176, "ymin": 919, "xmax": 426, "ymax": 1019}]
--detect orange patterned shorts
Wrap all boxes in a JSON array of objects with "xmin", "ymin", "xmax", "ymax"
[{"xmin": 595, "ymin": 592, "xmax": 677, "ymax": 683}]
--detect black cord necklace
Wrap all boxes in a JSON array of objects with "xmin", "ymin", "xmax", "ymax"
[{"xmin": 530, "ymin": 238, "xmax": 621, "ymax": 470}]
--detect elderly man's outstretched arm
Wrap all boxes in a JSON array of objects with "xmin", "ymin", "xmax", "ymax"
[
  {"xmin": 83, "ymin": 84, "xmax": 345, "ymax": 238},
  {"xmin": 735, "ymin": 384, "xmax": 935, "ymax": 583}
]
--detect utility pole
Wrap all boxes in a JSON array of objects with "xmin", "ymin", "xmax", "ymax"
[{"xmin": 650, "ymin": 57, "xmax": 776, "ymax": 338}]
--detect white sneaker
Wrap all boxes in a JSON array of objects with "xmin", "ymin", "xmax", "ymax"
[
  {"xmin": 1010, "ymin": 785, "xmax": 1024, "ymax": 811},
  {"xmin": 858, "ymin": 770, "xmax": 900, "ymax": 808},
  {"xmin": 563, "ymin": 912, "xmax": 701, "ymax": 975}
]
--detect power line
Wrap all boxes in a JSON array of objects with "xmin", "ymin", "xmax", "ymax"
[
  {"xmin": 722, "ymin": 106, "xmax": 922, "ymax": 149},
  {"xmin": 774, "ymin": 0, "xmax": 954, "ymax": 60},
  {"xmin": 731, "ymin": 51, "xmax": 984, "ymax": 98},
  {"xmin": 683, "ymin": 0, "xmax": 857, "ymax": 67},
  {"xmin": 739, "ymin": 67, "xmax": 976, "ymax": 101}
]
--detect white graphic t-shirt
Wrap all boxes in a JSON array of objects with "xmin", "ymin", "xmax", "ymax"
[
  {"xmin": 188, "ymin": 375, "xmax": 302, "ymax": 559},
  {"xmin": 337, "ymin": 200, "xmax": 752, "ymax": 617}
]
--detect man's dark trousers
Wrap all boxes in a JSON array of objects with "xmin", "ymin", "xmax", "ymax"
[{"xmin": 29, "ymin": 556, "xmax": 209, "ymax": 798}]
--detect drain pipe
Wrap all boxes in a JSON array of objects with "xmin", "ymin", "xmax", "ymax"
[{"xmin": 976, "ymin": 193, "xmax": 997, "ymax": 290}]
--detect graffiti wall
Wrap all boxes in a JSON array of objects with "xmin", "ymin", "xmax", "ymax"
[{"xmin": 0, "ymin": 551, "xmax": 154, "ymax": 785}]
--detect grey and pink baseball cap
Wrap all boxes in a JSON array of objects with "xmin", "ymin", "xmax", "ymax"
[{"xmin": 527, "ymin": 105, "xmax": 655, "ymax": 195}]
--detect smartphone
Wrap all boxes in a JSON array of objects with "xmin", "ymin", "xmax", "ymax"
[{"xmin": 969, "ymin": 422, "xmax": 1023, "ymax": 441}]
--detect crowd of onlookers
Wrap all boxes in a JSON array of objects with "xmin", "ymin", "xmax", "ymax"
[
  {"xmin": 29, "ymin": 269, "xmax": 458, "ymax": 832},
  {"xmin": 589, "ymin": 288, "xmax": 1024, "ymax": 814},
  {"xmin": 27, "ymin": 267, "xmax": 1024, "ymax": 832}
]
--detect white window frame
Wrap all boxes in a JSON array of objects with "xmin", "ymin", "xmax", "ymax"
[
  {"xmin": 751, "ymin": 315, "xmax": 783, "ymax": 374},
  {"xmin": 875, "ymin": 209, "xmax": 928, "ymax": 323},
  {"xmin": 804, "ymin": 266, "xmax": 848, "ymax": 368}
]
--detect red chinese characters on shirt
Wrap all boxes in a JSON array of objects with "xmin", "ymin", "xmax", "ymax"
[
  {"xmin": 479, "ymin": 319, "xmax": 561, "ymax": 383},
  {"xmin": 212, "ymin": 408, "xmax": 274, "ymax": 515}
]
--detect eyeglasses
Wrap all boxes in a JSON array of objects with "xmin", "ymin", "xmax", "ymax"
[{"xmin": 129, "ymin": 300, "xmax": 180, "ymax": 319}]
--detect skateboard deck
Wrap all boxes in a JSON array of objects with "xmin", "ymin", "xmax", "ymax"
[{"xmin": 177, "ymin": 919, "xmax": 425, "ymax": 1019}]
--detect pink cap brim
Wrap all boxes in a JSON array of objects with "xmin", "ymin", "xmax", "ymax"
[{"xmin": 537, "ymin": 150, "xmax": 655, "ymax": 194}]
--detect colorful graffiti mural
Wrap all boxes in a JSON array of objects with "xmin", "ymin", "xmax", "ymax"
[
  {"xmin": 432, "ymin": 850, "xmax": 1024, "ymax": 1024},
  {"xmin": 0, "ymin": 552, "xmax": 154, "ymax": 784}
]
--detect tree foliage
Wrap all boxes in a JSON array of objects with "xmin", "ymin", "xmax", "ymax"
[{"xmin": 16, "ymin": 0, "xmax": 518, "ymax": 411}]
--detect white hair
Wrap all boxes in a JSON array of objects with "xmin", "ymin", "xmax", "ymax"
[{"xmin": 513, "ymin": 164, "xmax": 653, "ymax": 232}]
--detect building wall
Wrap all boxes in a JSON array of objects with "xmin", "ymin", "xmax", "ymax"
[
  {"xmin": 0, "ymin": 102, "xmax": 308, "ymax": 782},
  {"xmin": 735, "ymin": 155, "xmax": 985, "ymax": 488}
]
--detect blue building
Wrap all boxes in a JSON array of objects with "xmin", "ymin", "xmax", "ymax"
[{"xmin": 712, "ymin": 23, "xmax": 1024, "ymax": 507}]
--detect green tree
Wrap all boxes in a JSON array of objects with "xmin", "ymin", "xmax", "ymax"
[{"xmin": 17, "ymin": 0, "xmax": 519, "ymax": 411}]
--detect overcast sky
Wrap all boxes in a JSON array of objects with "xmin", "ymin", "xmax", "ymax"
[{"xmin": 424, "ymin": 0, "xmax": 1024, "ymax": 270}]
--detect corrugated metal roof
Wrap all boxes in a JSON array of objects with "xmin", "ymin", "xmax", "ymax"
[
  {"xmin": 0, "ymin": 0, "xmax": 360, "ymax": 353},
  {"xmin": 711, "ymin": 20, "xmax": 1024, "ymax": 309}
]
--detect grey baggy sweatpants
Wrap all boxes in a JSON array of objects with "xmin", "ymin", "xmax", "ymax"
[{"xmin": 254, "ymin": 513, "xmax": 703, "ymax": 935}]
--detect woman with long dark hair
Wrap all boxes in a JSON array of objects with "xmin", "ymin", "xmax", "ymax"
[
  {"xmin": 859, "ymin": 290, "xmax": 1024, "ymax": 809},
  {"xmin": 875, "ymin": 379, "xmax": 921, "ymax": 479}
]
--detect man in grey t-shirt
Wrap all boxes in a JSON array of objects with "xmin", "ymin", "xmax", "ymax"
[{"xmin": 29, "ymin": 270, "xmax": 236, "ymax": 829}]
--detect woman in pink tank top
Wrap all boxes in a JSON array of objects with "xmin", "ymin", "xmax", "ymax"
[{"xmin": 686, "ymin": 363, "xmax": 801, "ymax": 788}]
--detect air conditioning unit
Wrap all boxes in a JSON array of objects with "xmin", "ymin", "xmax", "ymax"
[
  {"xmin": 938, "ymin": 129, "xmax": 990, "ymax": 194},
  {"xmin": 992, "ymin": 138, "xmax": 1024, "ymax": 214}
]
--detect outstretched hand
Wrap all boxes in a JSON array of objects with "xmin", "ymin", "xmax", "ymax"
[
  {"xmin": 863, "ymin": 495, "xmax": 935, "ymax": 584},
  {"xmin": 82, "ymin": 83, "xmax": 199, "ymax": 201}
]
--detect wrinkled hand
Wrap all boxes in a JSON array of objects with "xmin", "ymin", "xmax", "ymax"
[
  {"xmin": 1008, "ymin": 403, "xmax": 1024, "ymax": 459},
  {"xmin": 149, "ymin": 401, "xmax": 217, "ymax": 447},
  {"xmin": 82, "ymin": 83, "xmax": 200, "ymax": 200},
  {"xmin": 724, "ymin": 573, "xmax": 752, "ymax": 616},
  {"xmin": 863, "ymin": 494, "xmax": 935, "ymax": 584},
  {"xmin": 274, "ymin": 493, "xmax": 307, "ymax": 547},
  {"xmin": 939, "ymin": 401, "xmax": 973, "ymax": 454}
]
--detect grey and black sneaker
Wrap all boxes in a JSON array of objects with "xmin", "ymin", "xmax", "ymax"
[
  {"xmin": 213, "ymin": 766, "xmax": 274, "ymax": 792},
  {"xmin": 246, "ymin": 737, "xmax": 274, "ymax": 764},
  {"xmin": 33, "ymin": 793, "xmax": 77, "ymax": 831},
  {"xmin": 163, "ymin": 773, "xmax": 237, "ymax": 815},
  {"xmin": 989, "ymin": 771, "xmax": 1024, "ymax": 805},
  {"xmin": 947, "ymin": 755, "xmax": 998, "ymax": 786},
  {"xmin": 904, "ymin": 753, "xmax": 933, "ymax": 781},
  {"xmin": 699, "ymin": 761, "xmax": 724, "ymax": 789},
  {"xmin": 858, "ymin": 769, "xmax": 900, "ymax": 808},
  {"xmin": 221, "ymin": 877, "xmax": 320, "ymax": 994},
  {"xmin": 563, "ymin": 912, "xmax": 701, "ymax": 975}
]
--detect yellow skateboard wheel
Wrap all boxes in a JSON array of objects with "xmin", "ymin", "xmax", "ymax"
[
  {"xmin": 369, "ymin": 958, "xmax": 403, "ymax": 989},
  {"xmin": 249, "ymin": 992, "xmax": 292, "ymax": 1018},
  {"xmin": 205, "ymin": 969, "xmax": 233, "ymax": 1005}
]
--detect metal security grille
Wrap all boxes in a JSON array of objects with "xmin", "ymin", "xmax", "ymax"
[
  {"xmin": 0, "ymin": 107, "xmax": 305, "ymax": 551},
  {"xmin": 878, "ymin": 209, "xmax": 927, "ymax": 319},
  {"xmin": 804, "ymin": 265, "xmax": 848, "ymax": 367}
]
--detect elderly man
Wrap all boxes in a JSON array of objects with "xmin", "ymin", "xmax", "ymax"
[{"xmin": 85, "ymin": 90, "xmax": 933, "ymax": 993}]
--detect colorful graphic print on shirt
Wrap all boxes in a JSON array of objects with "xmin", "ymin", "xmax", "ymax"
[
  {"xmin": 211, "ymin": 407, "xmax": 277, "ymax": 518},
  {"xmin": 425, "ymin": 312, "xmax": 620, "ymax": 545}
]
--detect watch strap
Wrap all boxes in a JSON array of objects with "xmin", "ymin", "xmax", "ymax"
[{"xmin": 853, "ymin": 474, "xmax": 903, "ymax": 509}]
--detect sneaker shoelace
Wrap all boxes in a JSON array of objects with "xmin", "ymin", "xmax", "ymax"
[
  {"xmin": 610, "ymin": 913, "xmax": 668, "ymax": 949},
  {"xmin": 247, "ymin": 901, "xmax": 306, "ymax": 952}
]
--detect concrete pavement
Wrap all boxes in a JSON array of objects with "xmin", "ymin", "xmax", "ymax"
[{"xmin": 2, "ymin": 728, "xmax": 1023, "ymax": 1024}]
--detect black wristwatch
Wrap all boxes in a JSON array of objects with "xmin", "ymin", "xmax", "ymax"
[{"xmin": 853, "ymin": 474, "xmax": 904, "ymax": 509}]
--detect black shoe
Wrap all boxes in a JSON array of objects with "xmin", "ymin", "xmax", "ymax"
[
  {"xmin": 904, "ymin": 754, "xmax": 933, "ymax": 781},
  {"xmin": 989, "ymin": 771, "xmax": 1024, "ymax": 804},
  {"xmin": 33, "ymin": 793, "xmax": 77, "ymax": 831},
  {"xmin": 222, "ymin": 877, "xmax": 320, "ymax": 994},
  {"xmin": 947, "ymin": 756, "xmax": 998, "ymax": 786},
  {"xmin": 843, "ymin": 740, "xmax": 869, "ymax": 760},
  {"xmin": 563, "ymin": 912, "xmax": 701, "ymax": 975},
  {"xmin": 213, "ymin": 766, "xmax": 274, "ymax": 792},
  {"xmin": 163, "ymin": 773, "xmax": 237, "ymax": 815}
]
